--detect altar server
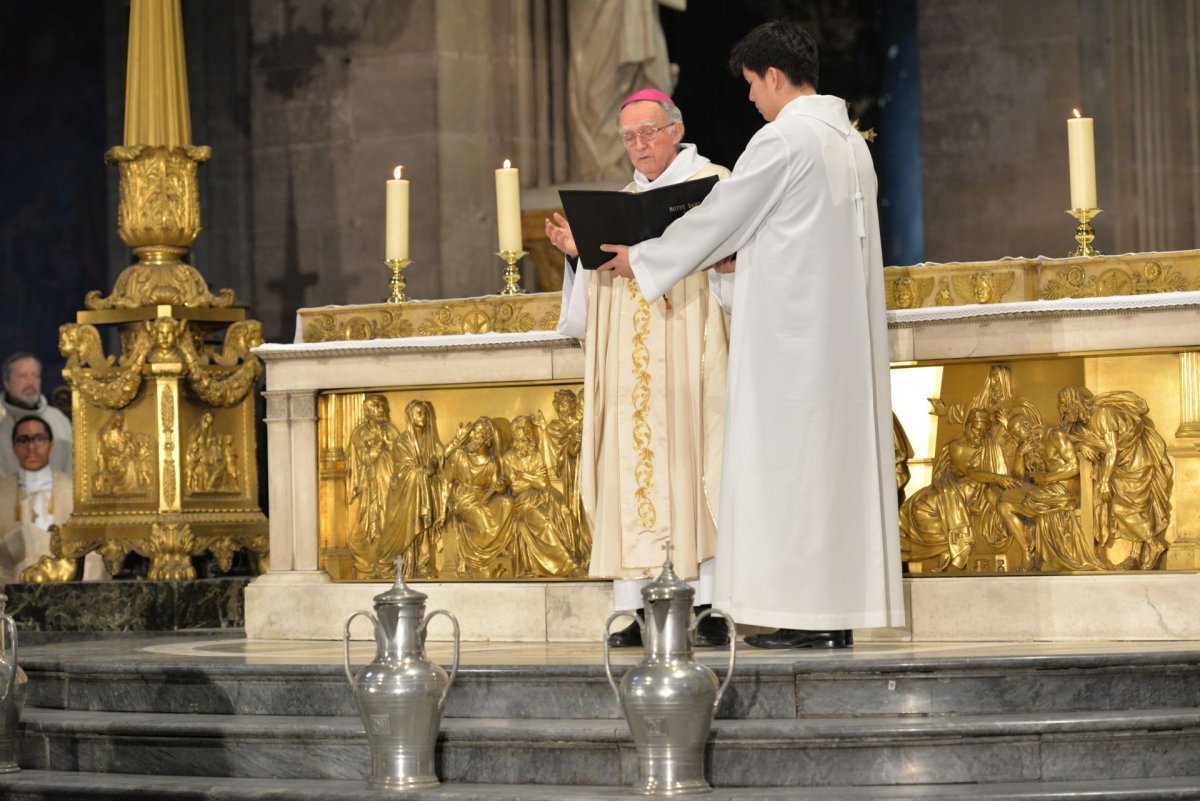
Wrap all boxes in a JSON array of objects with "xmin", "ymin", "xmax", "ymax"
[
  {"xmin": 547, "ymin": 89, "xmax": 733, "ymax": 647},
  {"xmin": 599, "ymin": 21, "xmax": 904, "ymax": 647}
]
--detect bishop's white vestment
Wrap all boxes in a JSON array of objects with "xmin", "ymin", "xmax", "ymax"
[
  {"xmin": 559, "ymin": 144, "xmax": 730, "ymax": 582},
  {"xmin": 628, "ymin": 96, "xmax": 905, "ymax": 629}
]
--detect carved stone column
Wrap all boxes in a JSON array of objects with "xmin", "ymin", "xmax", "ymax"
[
  {"xmin": 1177, "ymin": 351, "xmax": 1200, "ymax": 437},
  {"xmin": 257, "ymin": 389, "xmax": 327, "ymax": 583}
]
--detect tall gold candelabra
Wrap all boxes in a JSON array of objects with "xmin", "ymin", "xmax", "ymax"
[{"xmin": 1067, "ymin": 208, "xmax": 1102, "ymax": 257}]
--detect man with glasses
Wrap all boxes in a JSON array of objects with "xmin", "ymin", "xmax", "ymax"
[
  {"xmin": 597, "ymin": 22, "xmax": 904, "ymax": 648},
  {"xmin": 546, "ymin": 89, "xmax": 734, "ymax": 647},
  {"xmin": 0, "ymin": 416, "xmax": 106, "ymax": 585},
  {"xmin": 0, "ymin": 352, "xmax": 73, "ymax": 478}
]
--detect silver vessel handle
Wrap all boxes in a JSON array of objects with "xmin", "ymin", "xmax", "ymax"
[
  {"xmin": 0, "ymin": 615, "xmax": 14, "ymax": 707},
  {"xmin": 693, "ymin": 607, "xmax": 737, "ymax": 710},
  {"xmin": 602, "ymin": 611, "xmax": 641, "ymax": 700},
  {"xmin": 342, "ymin": 610, "xmax": 378, "ymax": 686},
  {"xmin": 421, "ymin": 609, "xmax": 461, "ymax": 711}
]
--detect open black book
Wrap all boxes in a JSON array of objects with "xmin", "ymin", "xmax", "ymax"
[{"xmin": 558, "ymin": 175, "xmax": 719, "ymax": 269}]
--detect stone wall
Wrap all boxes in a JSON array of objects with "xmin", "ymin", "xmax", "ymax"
[{"xmin": 918, "ymin": 0, "xmax": 1200, "ymax": 262}]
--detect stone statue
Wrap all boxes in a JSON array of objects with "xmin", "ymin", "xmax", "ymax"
[
  {"xmin": 443, "ymin": 417, "xmax": 514, "ymax": 578},
  {"xmin": 541, "ymin": 389, "xmax": 584, "ymax": 529},
  {"xmin": 566, "ymin": 0, "xmax": 685, "ymax": 182},
  {"xmin": 346, "ymin": 394, "xmax": 404, "ymax": 579},
  {"xmin": 505, "ymin": 415, "xmax": 586, "ymax": 578},
  {"xmin": 1058, "ymin": 386, "xmax": 1173, "ymax": 570},
  {"xmin": 393, "ymin": 400, "xmax": 447, "ymax": 579},
  {"xmin": 899, "ymin": 408, "xmax": 1018, "ymax": 572}
]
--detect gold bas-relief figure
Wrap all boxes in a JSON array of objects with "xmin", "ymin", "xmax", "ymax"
[
  {"xmin": 1058, "ymin": 386, "xmax": 1173, "ymax": 570},
  {"xmin": 93, "ymin": 413, "xmax": 153, "ymax": 497},
  {"xmin": 507, "ymin": 415, "xmax": 587, "ymax": 577},
  {"xmin": 186, "ymin": 411, "xmax": 239, "ymax": 494},
  {"xmin": 335, "ymin": 391, "xmax": 590, "ymax": 582},
  {"xmin": 542, "ymin": 389, "xmax": 585, "ymax": 531},
  {"xmin": 346, "ymin": 395, "xmax": 407, "ymax": 580},
  {"xmin": 443, "ymin": 417, "xmax": 514, "ymax": 578},
  {"xmin": 900, "ymin": 365, "xmax": 1174, "ymax": 574},
  {"xmin": 392, "ymin": 400, "xmax": 447, "ymax": 579}
]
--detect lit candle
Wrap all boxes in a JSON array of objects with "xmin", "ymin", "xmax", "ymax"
[
  {"xmin": 495, "ymin": 159, "xmax": 522, "ymax": 253},
  {"xmin": 386, "ymin": 165, "xmax": 409, "ymax": 261},
  {"xmin": 1067, "ymin": 109, "xmax": 1097, "ymax": 210}
]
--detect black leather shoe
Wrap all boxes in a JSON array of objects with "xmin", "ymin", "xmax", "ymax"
[
  {"xmin": 692, "ymin": 605, "xmax": 731, "ymax": 647},
  {"xmin": 607, "ymin": 616, "xmax": 643, "ymax": 648},
  {"xmin": 743, "ymin": 628, "xmax": 852, "ymax": 649}
]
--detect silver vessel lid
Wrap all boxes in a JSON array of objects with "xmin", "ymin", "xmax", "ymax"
[
  {"xmin": 373, "ymin": 557, "xmax": 427, "ymax": 608},
  {"xmin": 642, "ymin": 543, "xmax": 694, "ymax": 603}
]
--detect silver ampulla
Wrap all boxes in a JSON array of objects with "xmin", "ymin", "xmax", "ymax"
[
  {"xmin": 0, "ymin": 594, "xmax": 26, "ymax": 774},
  {"xmin": 343, "ymin": 557, "xmax": 460, "ymax": 789},
  {"xmin": 604, "ymin": 547, "xmax": 736, "ymax": 795}
]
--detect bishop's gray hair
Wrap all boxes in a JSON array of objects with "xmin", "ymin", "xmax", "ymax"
[{"xmin": 618, "ymin": 100, "xmax": 684, "ymax": 131}]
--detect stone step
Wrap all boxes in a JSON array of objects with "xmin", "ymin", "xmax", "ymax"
[
  {"xmin": 5, "ymin": 771, "xmax": 1200, "ymax": 801},
  {"xmin": 23, "ymin": 647, "xmax": 1200, "ymax": 720},
  {"xmin": 18, "ymin": 707, "xmax": 1200, "ymax": 787},
  {"xmin": 7, "ymin": 767, "xmax": 1200, "ymax": 801}
]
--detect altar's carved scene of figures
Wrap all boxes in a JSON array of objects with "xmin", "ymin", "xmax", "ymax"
[
  {"xmin": 899, "ymin": 365, "xmax": 1174, "ymax": 574},
  {"xmin": 340, "ymin": 394, "xmax": 590, "ymax": 581},
  {"xmin": 185, "ymin": 411, "xmax": 239, "ymax": 494},
  {"xmin": 93, "ymin": 413, "xmax": 153, "ymax": 497}
]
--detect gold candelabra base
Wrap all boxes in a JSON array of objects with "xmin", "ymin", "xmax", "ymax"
[
  {"xmin": 497, "ymin": 250, "xmax": 528, "ymax": 295},
  {"xmin": 1067, "ymin": 208, "xmax": 1102, "ymax": 257},
  {"xmin": 384, "ymin": 258, "xmax": 413, "ymax": 303}
]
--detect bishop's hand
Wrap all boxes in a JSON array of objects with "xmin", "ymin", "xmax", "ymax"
[
  {"xmin": 597, "ymin": 244, "xmax": 633, "ymax": 279},
  {"xmin": 544, "ymin": 212, "xmax": 579, "ymax": 259}
]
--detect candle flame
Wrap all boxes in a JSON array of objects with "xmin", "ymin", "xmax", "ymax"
[
  {"xmin": 394, "ymin": 165, "xmax": 403, "ymax": 180},
  {"xmin": 1072, "ymin": 109, "xmax": 1082, "ymax": 118},
  {"xmin": 503, "ymin": 159, "xmax": 511, "ymax": 169}
]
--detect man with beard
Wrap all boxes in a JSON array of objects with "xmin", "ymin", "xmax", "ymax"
[{"xmin": 0, "ymin": 353, "xmax": 73, "ymax": 477}]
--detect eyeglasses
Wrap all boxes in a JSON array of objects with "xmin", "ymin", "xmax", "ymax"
[
  {"xmin": 620, "ymin": 124, "xmax": 673, "ymax": 146},
  {"xmin": 14, "ymin": 434, "xmax": 50, "ymax": 446}
]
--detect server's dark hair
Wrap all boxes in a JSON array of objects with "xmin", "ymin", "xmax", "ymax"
[{"xmin": 728, "ymin": 20, "xmax": 818, "ymax": 91}]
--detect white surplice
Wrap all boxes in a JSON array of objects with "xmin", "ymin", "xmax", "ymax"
[
  {"xmin": 0, "ymin": 467, "xmax": 108, "ymax": 585},
  {"xmin": 558, "ymin": 144, "xmax": 731, "ymax": 581},
  {"xmin": 628, "ymin": 96, "xmax": 905, "ymax": 629}
]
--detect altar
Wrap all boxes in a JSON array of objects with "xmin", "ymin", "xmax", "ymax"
[{"xmin": 248, "ymin": 250, "xmax": 1200, "ymax": 643}]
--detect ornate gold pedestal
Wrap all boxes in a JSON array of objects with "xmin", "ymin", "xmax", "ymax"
[{"xmin": 57, "ymin": 144, "xmax": 268, "ymax": 580}]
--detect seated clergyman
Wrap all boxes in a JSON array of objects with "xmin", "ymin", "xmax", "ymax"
[{"xmin": 0, "ymin": 416, "xmax": 107, "ymax": 585}]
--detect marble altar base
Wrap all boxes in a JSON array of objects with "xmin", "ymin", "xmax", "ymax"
[{"xmin": 5, "ymin": 577, "xmax": 249, "ymax": 635}]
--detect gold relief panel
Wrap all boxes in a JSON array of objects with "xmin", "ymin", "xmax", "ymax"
[
  {"xmin": 883, "ymin": 259, "xmax": 1039, "ymax": 309},
  {"xmin": 298, "ymin": 293, "xmax": 563, "ymax": 343},
  {"xmin": 882, "ymin": 250, "xmax": 1200, "ymax": 310},
  {"xmin": 319, "ymin": 380, "xmax": 589, "ymax": 582},
  {"xmin": 893, "ymin": 353, "xmax": 1191, "ymax": 575},
  {"xmin": 1039, "ymin": 253, "xmax": 1200, "ymax": 299}
]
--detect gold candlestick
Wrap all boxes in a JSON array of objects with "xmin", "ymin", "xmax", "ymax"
[
  {"xmin": 384, "ymin": 258, "xmax": 413, "ymax": 303},
  {"xmin": 1066, "ymin": 208, "xmax": 1102, "ymax": 257},
  {"xmin": 496, "ymin": 250, "xmax": 528, "ymax": 295}
]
